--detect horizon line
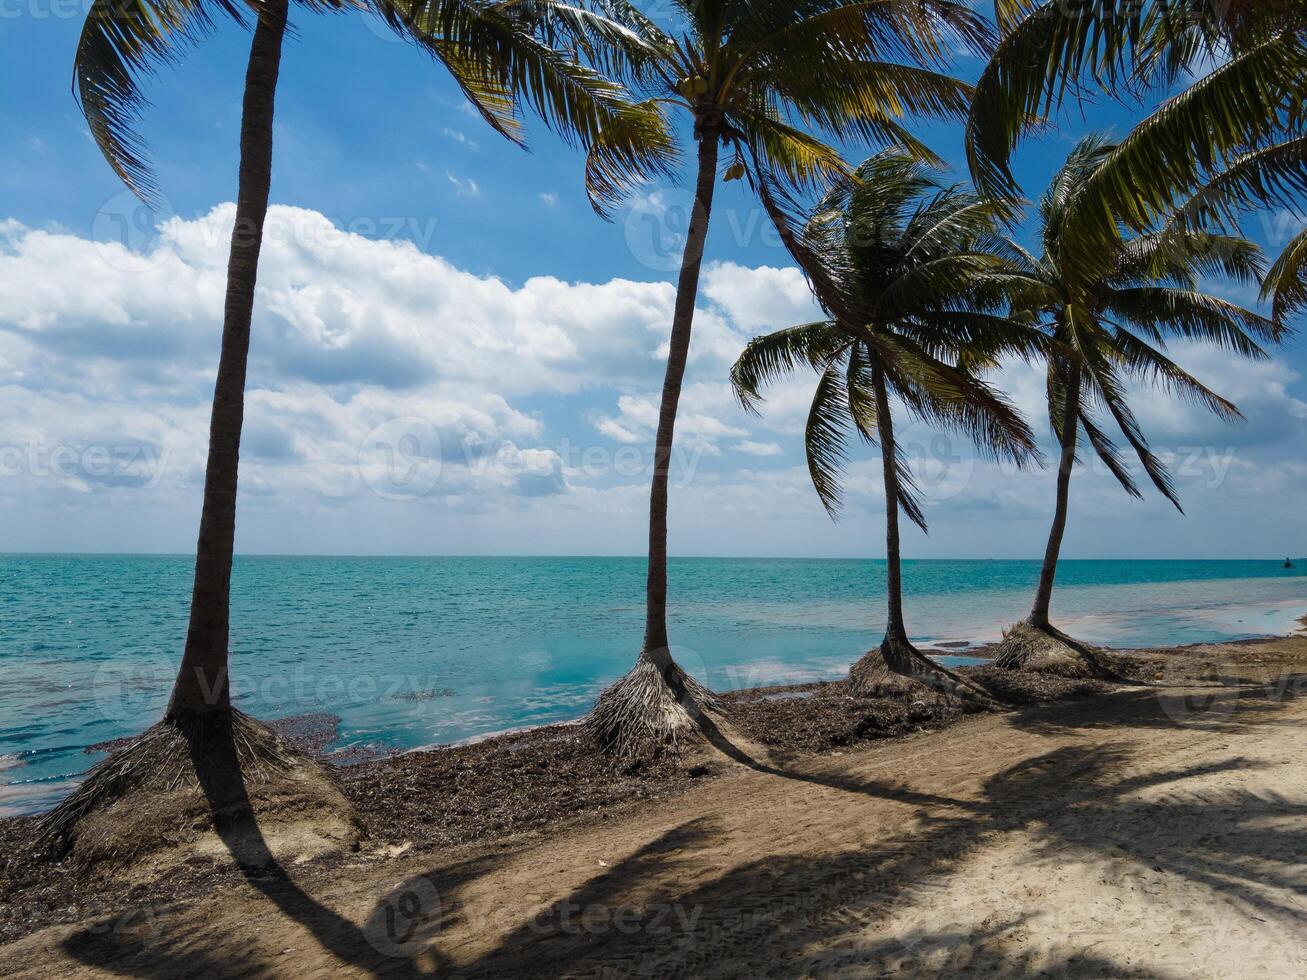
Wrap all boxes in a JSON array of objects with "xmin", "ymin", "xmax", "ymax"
[{"xmin": 1, "ymin": 552, "xmax": 1300, "ymax": 563}]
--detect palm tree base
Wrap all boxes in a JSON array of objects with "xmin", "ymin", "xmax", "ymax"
[
  {"xmin": 34, "ymin": 708, "xmax": 360, "ymax": 873},
  {"xmin": 850, "ymin": 635, "xmax": 1001, "ymax": 707},
  {"xmin": 587, "ymin": 652, "xmax": 726, "ymax": 761},
  {"xmin": 992, "ymin": 621, "xmax": 1125, "ymax": 680}
]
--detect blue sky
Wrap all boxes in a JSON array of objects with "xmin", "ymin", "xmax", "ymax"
[{"xmin": 0, "ymin": 6, "xmax": 1304, "ymax": 559}]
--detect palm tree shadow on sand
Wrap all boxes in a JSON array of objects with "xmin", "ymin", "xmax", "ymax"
[
  {"xmin": 60, "ymin": 726, "xmax": 501, "ymax": 979},
  {"xmin": 60, "ymin": 686, "xmax": 1307, "ymax": 977}
]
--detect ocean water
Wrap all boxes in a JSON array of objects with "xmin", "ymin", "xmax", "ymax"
[{"xmin": 1, "ymin": 555, "xmax": 1304, "ymax": 816}]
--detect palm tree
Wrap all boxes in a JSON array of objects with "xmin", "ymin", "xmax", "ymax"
[
  {"xmin": 968, "ymin": 0, "xmax": 1307, "ymax": 279},
  {"xmin": 988, "ymin": 136, "xmax": 1279, "ymax": 676},
  {"xmin": 1263, "ymin": 234, "xmax": 1307, "ymax": 323},
  {"xmin": 580, "ymin": 0, "xmax": 998, "ymax": 758},
  {"xmin": 38, "ymin": 0, "xmax": 669, "ymax": 860},
  {"xmin": 731, "ymin": 152, "xmax": 1043, "ymax": 700}
]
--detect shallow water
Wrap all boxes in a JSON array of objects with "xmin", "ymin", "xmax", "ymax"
[{"xmin": 1, "ymin": 555, "xmax": 1303, "ymax": 815}]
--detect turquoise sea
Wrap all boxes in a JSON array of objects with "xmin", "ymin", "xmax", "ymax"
[{"xmin": 1, "ymin": 555, "xmax": 1304, "ymax": 816}]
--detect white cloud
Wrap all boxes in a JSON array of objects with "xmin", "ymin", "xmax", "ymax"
[
  {"xmin": 441, "ymin": 128, "xmax": 478, "ymax": 150},
  {"xmin": 539, "ymin": 192, "xmax": 561, "ymax": 209},
  {"xmin": 1, "ymin": 207, "xmax": 1303, "ymax": 557},
  {"xmin": 701, "ymin": 261, "xmax": 822, "ymax": 333},
  {"xmin": 0, "ymin": 206, "xmax": 771, "ymax": 520},
  {"xmin": 734, "ymin": 440, "xmax": 783, "ymax": 457},
  {"xmin": 446, "ymin": 172, "xmax": 481, "ymax": 197}
]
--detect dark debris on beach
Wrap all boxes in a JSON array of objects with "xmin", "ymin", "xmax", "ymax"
[
  {"xmin": 0, "ymin": 650, "xmax": 1211, "ymax": 947},
  {"xmin": 340, "ymin": 725, "xmax": 693, "ymax": 850}
]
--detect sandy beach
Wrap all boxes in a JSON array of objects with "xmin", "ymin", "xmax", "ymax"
[{"xmin": 0, "ymin": 634, "xmax": 1304, "ymax": 977}]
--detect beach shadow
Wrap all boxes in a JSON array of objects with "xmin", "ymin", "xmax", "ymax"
[
  {"xmin": 58, "ymin": 693, "xmax": 1307, "ymax": 976},
  {"xmin": 695, "ymin": 709, "xmax": 969, "ymax": 810},
  {"xmin": 1005, "ymin": 674, "xmax": 1307, "ymax": 737},
  {"xmin": 442, "ymin": 742, "xmax": 1305, "ymax": 976},
  {"xmin": 59, "ymin": 720, "xmax": 504, "ymax": 978}
]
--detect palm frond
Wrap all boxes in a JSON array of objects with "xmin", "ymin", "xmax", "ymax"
[
  {"xmin": 1262, "ymin": 226, "xmax": 1307, "ymax": 323},
  {"xmin": 730, "ymin": 320, "xmax": 849, "ymax": 413},
  {"xmin": 1062, "ymin": 30, "xmax": 1307, "ymax": 274},
  {"xmin": 1105, "ymin": 286, "xmax": 1275, "ymax": 354},
  {"xmin": 1168, "ymin": 135, "xmax": 1307, "ymax": 233},
  {"xmin": 1109, "ymin": 326, "xmax": 1243, "ymax": 422},
  {"xmin": 1113, "ymin": 230, "xmax": 1266, "ymax": 289},
  {"xmin": 1079, "ymin": 408, "xmax": 1143, "ymax": 499},
  {"xmin": 583, "ymin": 98, "xmax": 679, "ymax": 218},
  {"xmin": 884, "ymin": 334, "xmax": 1042, "ymax": 468},
  {"xmin": 804, "ymin": 364, "xmax": 856, "ymax": 519},
  {"xmin": 966, "ymin": 1, "xmax": 1141, "ymax": 199},
  {"xmin": 1079, "ymin": 340, "xmax": 1182, "ymax": 510},
  {"xmin": 76, "ymin": 0, "xmax": 246, "ymax": 204}
]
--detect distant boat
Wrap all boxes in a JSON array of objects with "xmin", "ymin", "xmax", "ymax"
[{"xmin": 1286, "ymin": 558, "xmax": 1297, "ymax": 569}]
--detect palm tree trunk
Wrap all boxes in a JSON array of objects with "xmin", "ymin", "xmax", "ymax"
[
  {"xmin": 167, "ymin": 0, "xmax": 288, "ymax": 719},
  {"xmin": 1029, "ymin": 364, "xmax": 1082, "ymax": 630},
  {"xmin": 641, "ymin": 128, "xmax": 720, "ymax": 663},
  {"xmin": 872, "ymin": 364, "xmax": 911, "ymax": 652},
  {"xmin": 846, "ymin": 364, "xmax": 1000, "ymax": 705}
]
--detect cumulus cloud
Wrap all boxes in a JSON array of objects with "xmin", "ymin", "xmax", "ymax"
[
  {"xmin": 734, "ymin": 440, "xmax": 783, "ymax": 457},
  {"xmin": 701, "ymin": 262, "xmax": 822, "ymax": 332},
  {"xmin": 0, "ymin": 207, "xmax": 776, "ymax": 523},
  {"xmin": 0, "ymin": 207, "xmax": 1302, "ymax": 557}
]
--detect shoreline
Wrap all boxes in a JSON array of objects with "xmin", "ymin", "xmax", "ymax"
[
  {"xmin": 3, "ymin": 631, "xmax": 1307, "ymax": 972},
  {"xmin": 4, "ymin": 613, "xmax": 1306, "ymax": 820},
  {"xmin": 7, "ymin": 632, "xmax": 1307, "ymax": 948},
  {"xmin": 252, "ymin": 616, "xmax": 1307, "ymax": 768}
]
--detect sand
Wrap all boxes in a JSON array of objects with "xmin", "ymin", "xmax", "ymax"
[{"xmin": 3, "ymin": 636, "xmax": 1307, "ymax": 977}]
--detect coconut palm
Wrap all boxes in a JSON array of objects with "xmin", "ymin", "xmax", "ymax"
[
  {"xmin": 731, "ymin": 152, "xmax": 1043, "ymax": 700},
  {"xmin": 988, "ymin": 136, "xmax": 1279, "ymax": 676},
  {"xmin": 38, "ymin": 0, "xmax": 670, "ymax": 860},
  {"xmin": 967, "ymin": 0, "xmax": 1307, "ymax": 279},
  {"xmin": 1263, "ymin": 234, "xmax": 1307, "ymax": 322},
  {"xmin": 579, "ymin": 0, "xmax": 997, "ymax": 758}
]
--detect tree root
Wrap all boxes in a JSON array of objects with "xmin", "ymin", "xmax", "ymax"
[
  {"xmin": 587, "ymin": 653, "xmax": 726, "ymax": 761},
  {"xmin": 992, "ymin": 621, "xmax": 1131, "ymax": 682},
  {"xmin": 850, "ymin": 635, "xmax": 1004, "ymax": 708},
  {"xmin": 34, "ymin": 708, "xmax": 359, "ymax": 871}
]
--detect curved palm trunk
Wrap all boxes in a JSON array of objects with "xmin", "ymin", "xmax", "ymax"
[
  {"xmin": 849, "ymin": 368, "xmax": 997, "ymax": 705},
  {"xmin": 994, "ymin": 363, "xmax": 1123, "ymax": 680},
  {"xmin": 1029, "ymin": 365, "xmax": 1081, "ymax": 629},
  {"xmin": 641, "ymin": 131, "xmax": 720, "ymax": 662},
  {"xmin": 874, "ymin": 367, "xmax": 911, "ymax": 652},
  {"xmin": 588, "ymin": 129, "xmax": 723, "ymax": 757},
  {"xmin": 167, "ymin": 0, "xmax": 288, "ymax": 719}
]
